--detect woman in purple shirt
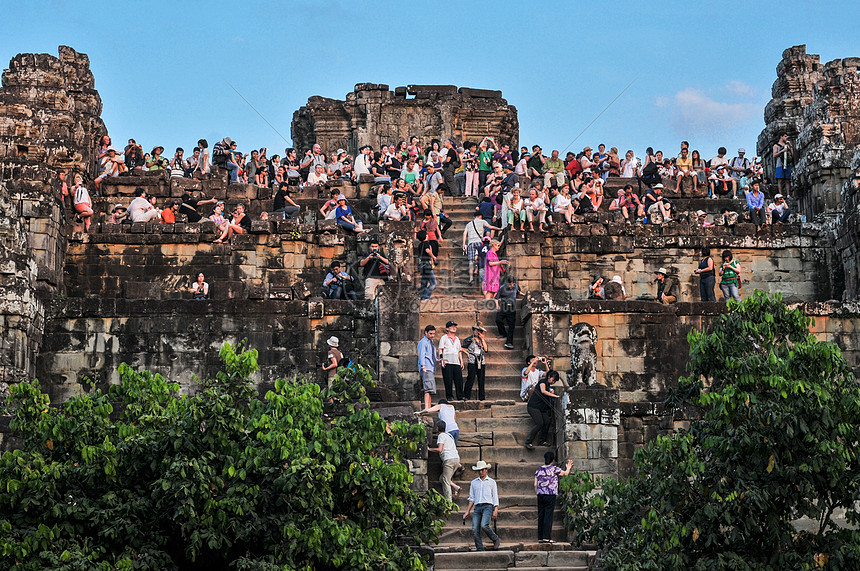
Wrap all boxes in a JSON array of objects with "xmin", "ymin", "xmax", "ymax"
[{"xmin": 534, "ymin": 450, "xmax": 573, "ymax": 544}]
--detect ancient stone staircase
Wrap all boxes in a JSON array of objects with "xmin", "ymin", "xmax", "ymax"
[{"xmin": 415, "ymin": 193, "xmax": 595, "ymax": 569}]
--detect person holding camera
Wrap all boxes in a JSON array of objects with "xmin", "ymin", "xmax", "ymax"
[
  {"xmin": 525, "ymin": 367, "xmax": 559, "ymax": 450},
  {"xmin": 324, "ymin": 261, "xmax": 357, "ymax": 300},
  {"xmin": 360, "ymin": 238, "xmax": 390, "ymax": 300}
]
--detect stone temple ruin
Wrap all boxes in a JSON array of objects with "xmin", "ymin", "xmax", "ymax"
[
  {"xmin": 291, "ymin": 83, "xmax": 519, "ymax": 156},
  {"xmin": 1, "ymin": 44, "xmax": 860, "ymax": 552}
]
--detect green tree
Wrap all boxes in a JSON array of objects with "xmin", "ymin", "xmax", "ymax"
[
  {"xmin": 0, "ymin": 343, "xmax": 448, "ymax": 570},
  {"xmin": 562, "ymin": 291, "xmax": 860, "ymax": 570}
]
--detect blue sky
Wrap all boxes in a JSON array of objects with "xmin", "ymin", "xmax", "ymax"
[{"xmin": 4, "ymin": 1, "xmax": 858, "ymax": 162}]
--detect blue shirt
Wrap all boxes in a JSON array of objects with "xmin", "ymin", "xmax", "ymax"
[
  {"xmin": 468, "ymin": 475, "xmax": 499, "ymax": 506},
  {"xmin": 747, "ymin": 190, "xmax": 764, "ymax": 210},
  {"xmin": 418, "ymin": 335, "xmax": 437, "ymax": 372}
]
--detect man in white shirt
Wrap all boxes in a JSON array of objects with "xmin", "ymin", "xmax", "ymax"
[
  {"xmin": 429, "ymin": 419, "xmax": 462, "ymax": 502},
  {"xmin": 438, "ymin": 321, "xmax": 465, "ymax": 401},
  {"xmin": 462, "ymin": 209, "xmax": 500, "ymax": 285},
  {"xmin": 128, "ymin": 187, "xmax": 160, "ymax": 223},
  {"xmin": 462, "ymin": 460, "xmax": 500, "ymax": 551},
  {"xmin": 306, "ymin": 164, "xmax": 328, "ymax": 186}
]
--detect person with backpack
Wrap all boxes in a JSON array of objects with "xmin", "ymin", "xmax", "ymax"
[
  {"xmin": 441, "ymin": 139, "xmax": 460, "ymax": 196},
  {"xmin": 729, "ymin": 148, "xmax": 750, "ymax": 181}
]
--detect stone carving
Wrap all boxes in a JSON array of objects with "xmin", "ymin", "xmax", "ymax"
[
  {"xmin": 386, "ymin": 231, "xmax": 413, "ymax": 283},
  {"xmin": 569, "ymin": 322, "xmax": 598, "ymax": 386},
  {"xmin": 291, "ymin": 84, "xmax": 518, "ymax": 157}
]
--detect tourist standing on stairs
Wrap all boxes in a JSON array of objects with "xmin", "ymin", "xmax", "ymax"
[
  {"xmin": 483, "ymin": 240, "xmax": 509, "ymax": 300},
  {"xmin": 418, "ymin": 325, "xmax": 438, "ymax": 409},
  {"xmin": 525, "ymin": 370, "xmax": 561, "ymax": 450},
  {"xmin": 416, "ymin": 230, "xmax": 437, "ymax": 300},
  {"xmin": 495, "ymin": 275, "xmax": 524, "ymax": 350},
  {"xmin": 429, "ymin": 419, "xmax": 462, "ymax": 502},
  {"xmin": 463, "ymin": 209, "xmax": 500, "ymax": 287},
  {"xmin": 534, "ymin": 451, "xmax": 574, "ymax": 544},
  {"xmin": 462, "ymin": 325, "xmax": 488, "ymax": 401},
  {"xmin": 463, "ymin": 460, "xmax": 500, "ymax": 551},
  {"xmin": 438, "ymin": 322, "xmax": 466, "ymax": 402}
]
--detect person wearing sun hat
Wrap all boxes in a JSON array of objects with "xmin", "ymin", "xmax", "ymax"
[
  {"xmin": 654, "ymin": 267, "xmax": 678, "ymax": 304},
  {"xmin": 321, "ymin": 336, "xmax": 343, "ymax": 386},
  {"xmin": 462, "ymin": 459, "xmax": 500, "ymax": 551},
  {"xmin": 108, "ymin": 203, "xmax": 128, "ymax": 224}
]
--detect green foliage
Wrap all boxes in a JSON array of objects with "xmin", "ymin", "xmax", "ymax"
[
  {"xmin": 0, "ymin": 342, "xmax": 448, "ymax": 570},
  {"xmin": 561, "ymin": 291, "xmax": 860, "ymax": 570}
]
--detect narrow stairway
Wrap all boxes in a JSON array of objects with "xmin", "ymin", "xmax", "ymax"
[{"xmin": 415, "ymin": 193, "xmax": 594, "ymax": 569}]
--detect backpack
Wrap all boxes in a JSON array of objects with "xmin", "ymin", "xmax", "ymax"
[
  {"xmin": 338, "ymin": 355, "xmax": 352, "ymax": 368},
  {"xmin": 642, "ymin": 160, "xmax": 659, "ymax": 178}
]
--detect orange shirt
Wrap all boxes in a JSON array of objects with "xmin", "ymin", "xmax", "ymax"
[{"xmin": 161, "ymin": 209, "xmax": 175, "ymax": 223}]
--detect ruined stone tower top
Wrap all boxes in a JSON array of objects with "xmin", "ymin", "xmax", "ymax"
[
  {"xmin": 0, "ymin": 45, "xmax": 106, "ymax": 187},
  {"xmin": 291, "ymin": 84, "xmax": 518, "ymax": 156}
]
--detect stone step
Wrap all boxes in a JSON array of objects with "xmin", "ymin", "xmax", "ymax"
[
  {"xmin": 438, "ymin": 524, "xmax": 568, "ymax": 545},
  {"xmin": 443, "ymin": 506, "xmax": 564, "ymax": 527},
  {"xmin": 434, "ymin": 550, "xmax": 515, "ymax": 570},
  {"xmin": 433, "ymin": 547, "xmax": 593, "ymax": 569}
]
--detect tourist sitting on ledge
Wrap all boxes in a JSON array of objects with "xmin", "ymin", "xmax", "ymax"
[
  {"xmin": 644, "ymin": 184, "xmax": 672, "ymax": 223},
  {"xmin": 108, "ymin": 203, "xmax": 128, "ymax": 224},
  {"xmin": 160, "ymin": 199, "xmax": 181, "ymax": 223},
  {"xmin": 334, "ymin": 195, "xmax": 369, "ymax": 234},
  {"xmin": 768, "ymin": 193, "xmax": 792, "ymax": 224},
  {"xmin": 146, "ymin": 146, "xmax": 168, "ymax": 171},
  {"xmin": 654, "ymin": 267, "xmax": 678, "ymax": 304},
  {"xmin": 606, "ymin": 275, "xmax": 627, "ymax": 300},
  {"xmin": 188, "ymin": 272, "xmax": 209, "ymax": 300},
  {"xmin": 96, "ymin": 146, "xmax": 126, "ymax": 190},
  {"xmin": 383, "ymin": 193, "xmax": 410, "ymax": 221},
  {"xmin": 746, "ymin": 180, "xmax": 766, "ymax": 230},
  {"xmin": 324, "ymin": 261, "xmax": 357, "ymax": 300},
  {"xmin": 214, "ymin": 203, "xmax": 251, "ymax": 243},
  {"xmin": 608, "ymin": 185, "xmax": 643, "ymax": 224},
  {"xmin": 129, "ymin": 188, "xmax": 161, "ymax": 224},
  {"xmin": 710, "ymin": 164, "xmax": 738, "ymax": 199},
  {"xmin": 572, "ymin": 184, "xmax": 595, "ymax": 216},
  {"xmin": 306, "ymin": 164, "xmax": 328, "ymax": 187},
  {"xmin": 273, "ymin": 184, "xmax": 301, "ymax": 220},
  {"xmin": 551, "ymin": 184, "xmax": 574, "ymax": 224}
]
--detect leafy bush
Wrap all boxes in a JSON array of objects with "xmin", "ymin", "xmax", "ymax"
[
  {"xmin": 0, "ymin": 342, "xmax": 448, "ymax": 570},
  {"xmin": 561, "ymin": 292, "xmax": 860, "ymax": 570}
]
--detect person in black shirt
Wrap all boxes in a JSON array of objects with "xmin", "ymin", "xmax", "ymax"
[
  {"xmin": 359, "ymin": 238, "xmax": 390, "ymax": 300},
  {"xmin": 525, "ymin": 368, "xmax": 560, "ymax": 449},
  {"xmin": 273, "ymin": 185, "xmax": 301, "ymax": 220},
  {"xmin": 416, "ymin": 229, "xmax": 437, "ymax": 300},
  {"xmin": 495, "ymin": 275, "xmax": 525, "ymax": 349},
  {"xmin": 178, "ymin": 192, "xmax": 217, "ymax": 223},
  {"xmin": 693, "ymin": 246, "xmax": 716, "ymax": 301}
]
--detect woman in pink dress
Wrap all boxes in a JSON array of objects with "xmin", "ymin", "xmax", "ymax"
[{"xmin": 483, "ymin": 240, "xmax": 509, "ymax": 299}]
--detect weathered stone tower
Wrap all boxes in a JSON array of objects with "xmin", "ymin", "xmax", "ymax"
[
  {"xmin": 291, "ymin": 84, "xmax": 519, "ymax": 156},
  {"xmin": 0, "ymin": 46, "xmax": 106, "ymax": 385},
  {"xmin": 758, "ymin": 45, "xmax": 860, "ymax": 299}
]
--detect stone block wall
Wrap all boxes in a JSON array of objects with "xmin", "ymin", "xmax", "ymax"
[
  {"xmin": 35, "ymin": 298, "xmax": 377, "ymax": 403},
  {"xmin": 292, "ymin": 84, "xmax": 518, "ymax": 157},
  {"xmin": 503, "ymin": 217, "xmax": 840, "ymax": 304}
]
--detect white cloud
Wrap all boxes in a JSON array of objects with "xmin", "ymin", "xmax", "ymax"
[
  {"xmin": 722, "ymin": 80, "xmax": 755, "ymax": 97},
  {"xmin": 658, "ymin": 88, "xmax": 759, "ymax": 137}
]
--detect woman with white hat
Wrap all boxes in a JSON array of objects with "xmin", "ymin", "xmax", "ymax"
[{"xmin": 321, "ymin": 336, "xmax": 342, "ymax": 386}]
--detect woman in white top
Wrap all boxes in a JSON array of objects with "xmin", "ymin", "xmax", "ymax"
[
  {"xmin": 621, "ymin": 150, "xmax": 638, "ymax": 178},
  {"xmin": 194, "ymin": 139, "xmax": 210, "ymax": 176},
  {"xmin": 521, "ymin": 355, "xmax": 546, "ymax": 401},
  {"xmin": 420, "ymin": 399, "xmax": 460, "ymax": 445},
  {"xmin": 72, "ymin": 173, "xmax": 93, "ymax": 232},
  {"xmin": 188, "ymin": 272, "xmax": 209, "ymax": 300}
]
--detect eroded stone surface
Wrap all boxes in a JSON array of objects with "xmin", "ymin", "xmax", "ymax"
[{"xmin": 291, "ymin": 84, "xmax": 519, "ymax": 156}]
